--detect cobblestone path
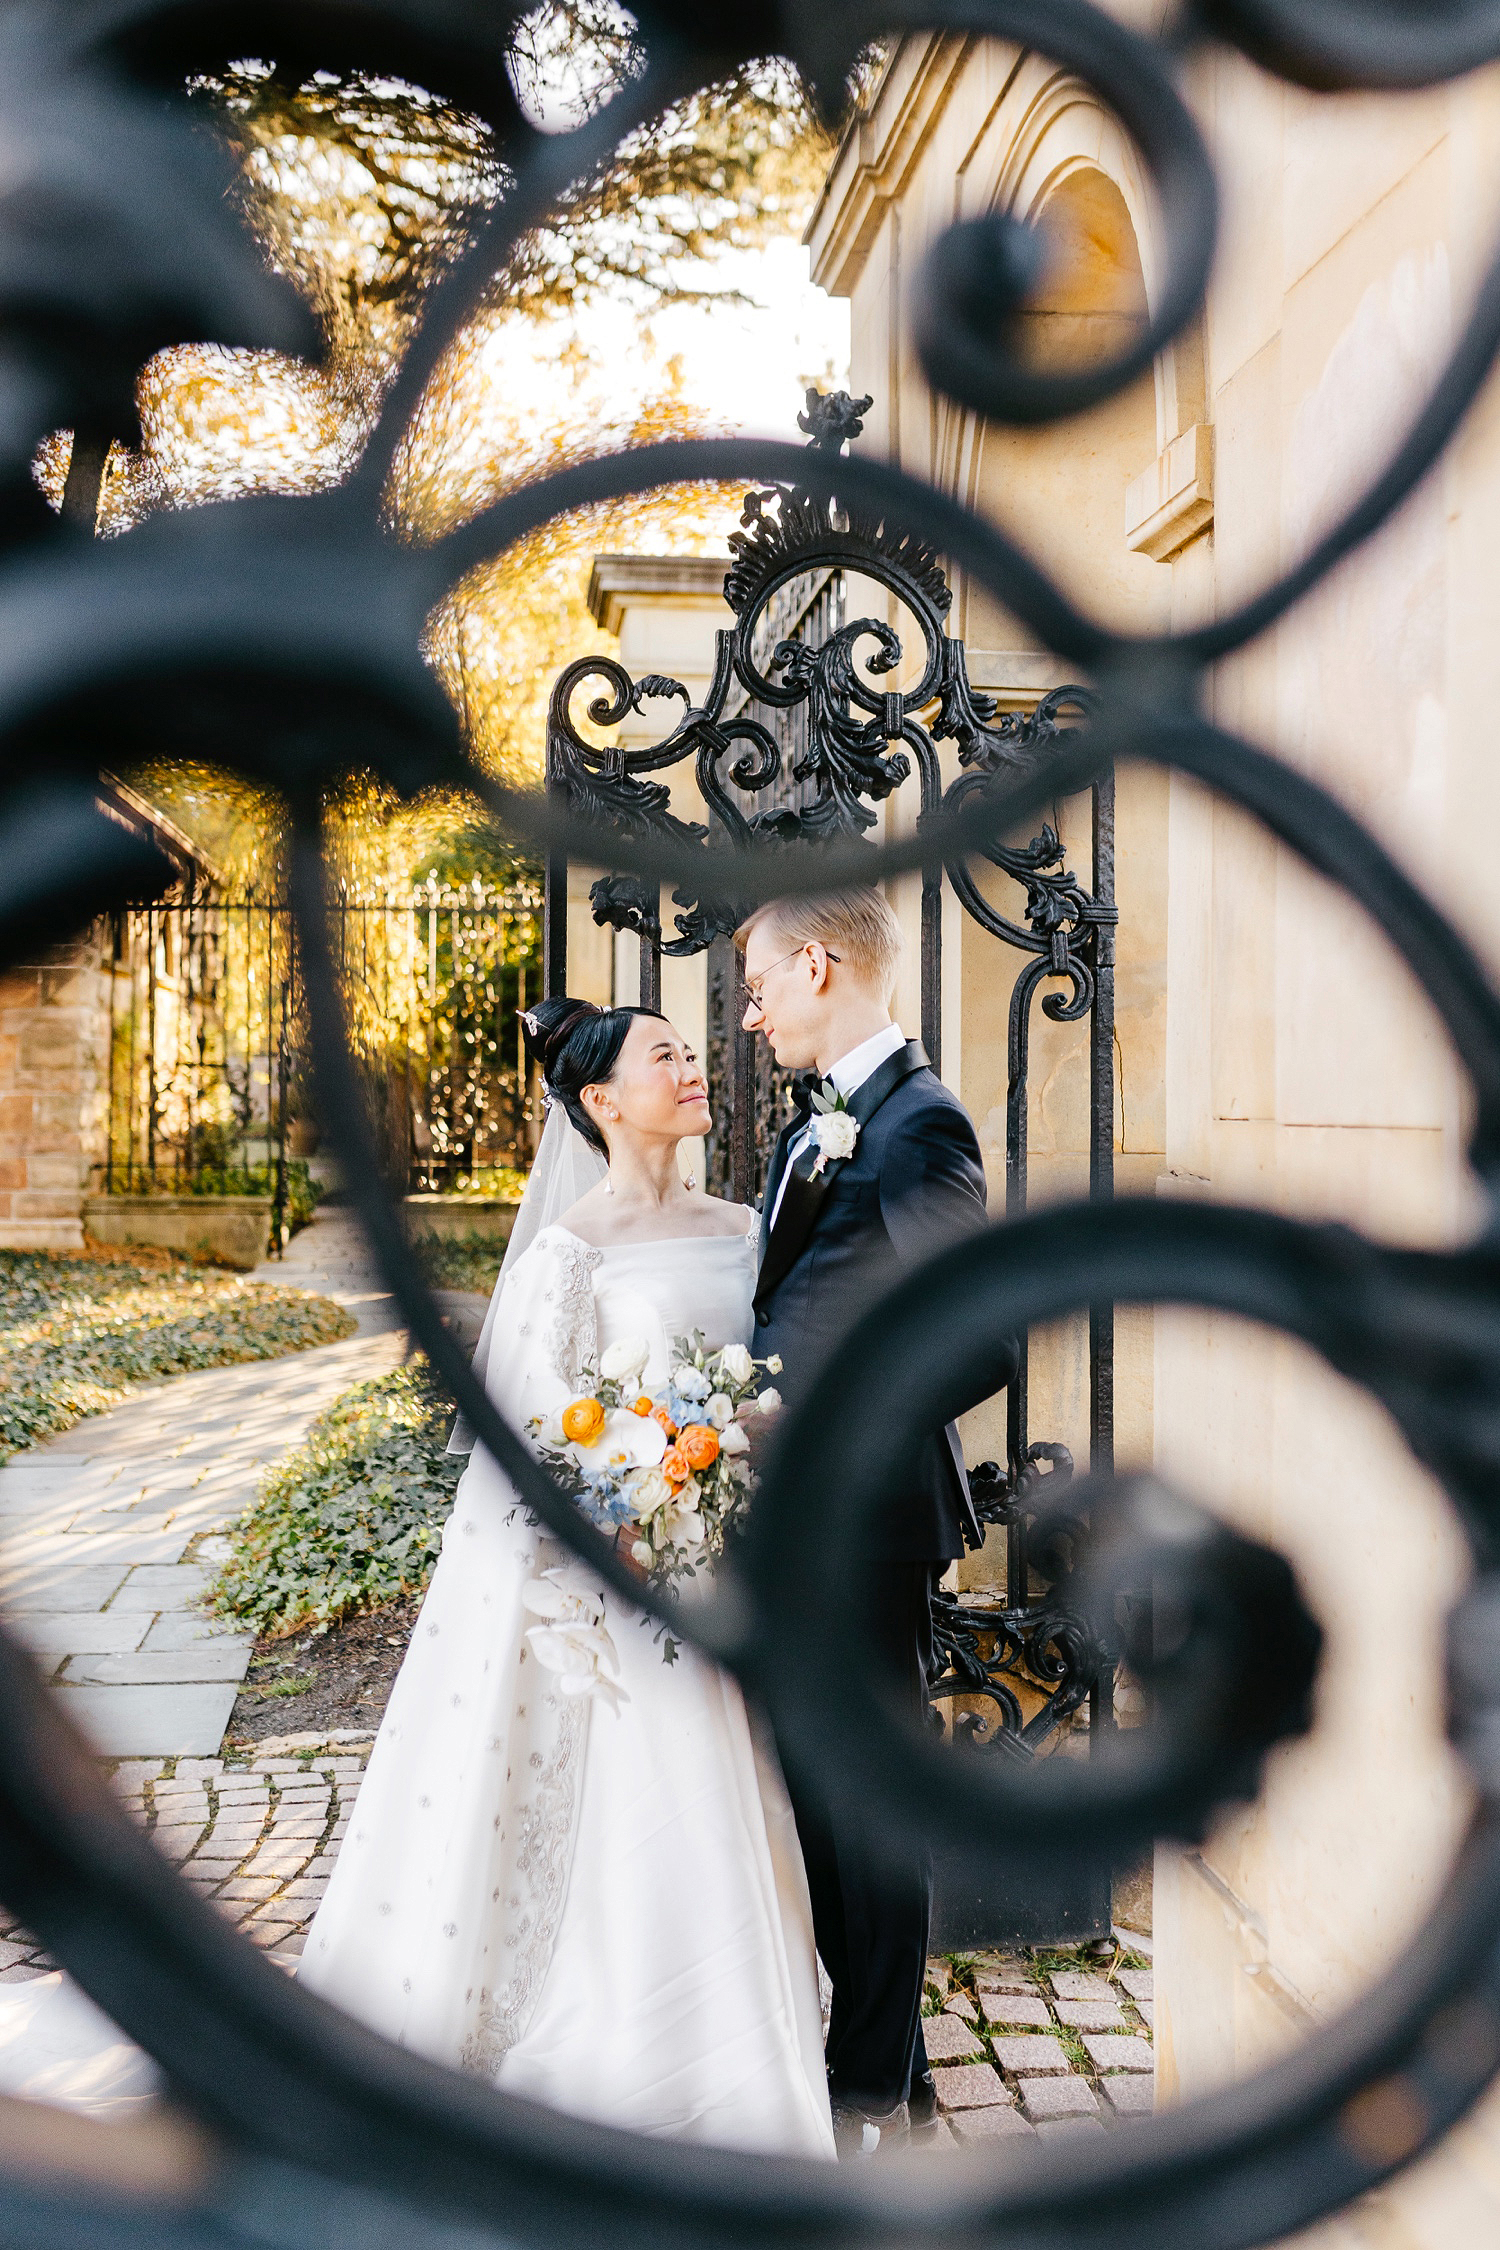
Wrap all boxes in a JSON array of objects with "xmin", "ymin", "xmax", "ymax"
[
  {"xmin": 0, "ymin": 1734, "xmax": 372, "ymax": 1980},
  {"xmin": 0, "ymin": 1752, "xmax": 1157, "ymax": 2139},
  {"xmin": 924, "ymin": 1946, "xmax": 1154, "ymax": 2139}
]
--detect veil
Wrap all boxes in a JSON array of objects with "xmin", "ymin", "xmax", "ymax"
[{"xmin": 446, "ymin": 1100, "xmax": 608, "ymax": 1454}]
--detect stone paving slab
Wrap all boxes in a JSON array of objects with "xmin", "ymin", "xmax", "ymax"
[
  {"xmin": 1048, "ymin": 1971, "xmax": 1114, "ymax": 2004},
  {"xmin": 973, "ymin": 1963, "xmax": 1034, "ymax": 1995},
  {"xmin": 106, "ymin": 1567, "xmax": 213, "ymax": 1611},
  {"xmin": 10, "ymin": 1530, "xmax": 195, "ymax": 1570},
  {"xmin": 1082, "ymin": 2035, "xmax": 1154, "ymax": 2073},
  {"xmin": 1021, "ymin": 2075, "xmax": 1100, "ymax": 2120},
  {"xmin": 990, "ymin": 2035, "xmax": 1071, "ymax": 2075},
  {"xmin": 1116, "ymin": 1969, "xmax": 1153, "ymax": 2002},
  {"xmin": 2, "ymin": 1565, "xmax": 129, "ymax": 1611},
  {"xmin": 51, "ymin": 1683, "xmax": 238, "ymax": 1757},
  {"xmin": 932, "ymin": 2063, "xmax": 1012, "ymax": 2111},
  {"xmin": 924, "ymin": 2013, "xmax": 985, "ymax": 2063},
  {"xmin": 950, "ymin": 2106, "xmax": 1035, "ymax": 2143},
  {"xmin": 66, "ymin": 1645, "xmax": 252, "ymax": 1685},
  {"xmin": 978, "ymin": 1992, "xmax": 1052, "ymax": 2029},
  {"xmin": 140, "ymin": 1613, "xmax": 249, "ymax": 1652},
  {"xmin": 1100, "ymin": 2074, "xmax": 1154, "ymax": 2116},
  {"xmin": 1054, "ymin": 1999, "xmax": 1128, "ymax": 2033},
  {"xmin": 4, "ymin": 1612, "xmax": 150, "ymax": 1656}
]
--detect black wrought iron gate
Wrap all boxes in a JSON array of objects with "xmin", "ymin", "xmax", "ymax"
[
  {"xmin": 543, "ymin": 394, "xmax": 1120, "ymax": 1932},
  {"xmin": 18, "ymin": 5, "xmax": 1500, "ymax": 2243}
]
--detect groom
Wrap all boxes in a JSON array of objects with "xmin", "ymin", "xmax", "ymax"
[{"xmin": 738, "ymin": 886, "xmax": 1013, "ymax": 2158}]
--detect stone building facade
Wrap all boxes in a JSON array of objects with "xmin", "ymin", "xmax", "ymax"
[
  {"xmin": 0, "ymin": 779, "xmax": 207, "ymax": 1253},
  {"xmin": 0, "ymin": 935, "xmax": 112, "ymax": 1251},
  {"xmin": 801, "ymin": 21, "xmax": 1500, "ymax": 2242}
]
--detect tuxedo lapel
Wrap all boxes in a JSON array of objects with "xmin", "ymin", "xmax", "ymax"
[
  {"xmin": 753, "ymin": 1040, "xmax": 931, "ymax": 1315},
  {"xmin": 754, "ymin": 1139, "xmax": 836, "ymax": 1312},
  {"xmin": 845, "ymin": 1039, "xmax": 929, "ymax": 1130},
  {"xmin": 758, "ymin": 1118, "xmax": 799, "ymax": 1265}
]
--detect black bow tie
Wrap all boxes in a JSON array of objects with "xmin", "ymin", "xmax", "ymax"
[{"xmin": 789, "ymin": 1072, "xmax": 835, "ymax": 1122}]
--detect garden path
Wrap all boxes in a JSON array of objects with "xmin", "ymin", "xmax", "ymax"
[{"xmin": 0, "ymin": 1210, "xmax": 405, "ymax": 1757}]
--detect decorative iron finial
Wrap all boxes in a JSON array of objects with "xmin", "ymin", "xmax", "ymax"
[{"xmin": 797, "ymin": 387, "xmax": 874, "ymax": 452}]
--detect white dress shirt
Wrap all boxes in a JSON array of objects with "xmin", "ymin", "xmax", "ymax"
[{"xmin": 767, "ymin": 1021, "xmax": 908, "ymax": 1231}]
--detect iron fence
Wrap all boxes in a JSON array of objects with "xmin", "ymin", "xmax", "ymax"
[{"xmin": 101, "ymin": 881, "xmax": 542, "ymax": 1230}]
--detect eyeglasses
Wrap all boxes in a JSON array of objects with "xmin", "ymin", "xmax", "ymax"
[{"xmin": 742, "ymin": 943, "xmax": 841, "ymax": 1011}]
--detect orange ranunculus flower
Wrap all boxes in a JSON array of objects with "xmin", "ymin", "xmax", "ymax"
[
  {"xmin": 652, "ymin": 1404, "xmax": 679, "ymax": 1439},
  {"xmin": 661, "ymin": 1444, "xmax": 690, "ymax": 1485},
  {"xmin": 561, "ymin": 1397, "xmax": 606, "ymax": 1447},
  {"xmin": 679, "ymin": 1424, "xmax": 719, "ymax": 1472},
  {"xmin": 631, "ymin": 1395, "xmax": 653, "ymax": 1417}
]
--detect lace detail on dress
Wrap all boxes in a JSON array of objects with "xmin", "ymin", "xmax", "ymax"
[
  {"xmin": 543, "ymin": 1232, "xmax": 602, "ymax": 1388},
  {"xmin": 459, "ymin": 1682, "xmax": 589, "ymax": 2080}
]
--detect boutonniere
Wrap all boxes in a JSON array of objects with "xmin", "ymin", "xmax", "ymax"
[{"xmin": 808, "ymin": 1087, "xmax": 859, "ymax": 1174}]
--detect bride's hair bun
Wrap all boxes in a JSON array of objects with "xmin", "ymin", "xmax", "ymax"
[{"xmin": 520, "ymin": 995, "xmax": 666, "ymax": 1158}]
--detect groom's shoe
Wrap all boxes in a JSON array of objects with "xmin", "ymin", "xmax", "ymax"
[
  {"xmin": 831, "ymin": 2098, "xmax": 910, "ymax": 2160},
  {"xmin": 907, "ymin": 2070, "xmax": 944, "ymax": 2148}
]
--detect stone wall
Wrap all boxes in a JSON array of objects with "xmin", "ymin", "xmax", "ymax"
[
  {"xmin": 0, "ymin": 931, "xmax": 110, "ymax": 1252},
  {"xmin": 805, "ymin": 23, "xmax": 1500, "ymax": 2242}
]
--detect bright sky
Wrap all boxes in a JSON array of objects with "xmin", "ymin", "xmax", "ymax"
[
  {"xmin": 643, "ymin": 237, "xmax": 850, "ymax": 438},
  {"xmin": 474, "ymin": 233, "xmax": 850, "ymax": 452}
]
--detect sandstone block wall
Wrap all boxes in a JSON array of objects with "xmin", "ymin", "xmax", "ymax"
[{"xmin": 0, "ymin": 933, "xmax": 110, "ymax": 1252}]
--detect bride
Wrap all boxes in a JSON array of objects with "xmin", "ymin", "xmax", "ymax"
[
  {"xmin": 297, "ymin": 995, "xmax": 835, "ymax": 2157},
  {"xmin": 0, "ymin": 997, "xmax": 833, "ymax": 2147}
]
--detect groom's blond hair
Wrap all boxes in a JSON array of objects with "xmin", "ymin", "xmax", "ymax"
[{"xmin": 734, "ymin": 887, "xmax": 903, "ymax": 1003}]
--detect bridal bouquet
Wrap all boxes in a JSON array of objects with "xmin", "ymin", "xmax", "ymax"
[{"xmin": 529, "ymin": 1334, "xmax": 782, "ymax": 1597}]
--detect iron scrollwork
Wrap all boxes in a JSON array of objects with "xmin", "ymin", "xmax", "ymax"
[
  {"xmin": 13, "ymin": 7, "xmax": 1500, "ymax": 2250},
  {"xmin": 546, "ymin": 396, "xmax": 1114, "ymax": 1753}
]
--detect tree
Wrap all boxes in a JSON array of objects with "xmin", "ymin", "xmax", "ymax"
[{"xmin": 37, "ymin": 8, "xmax": 839, "ymax": 866}]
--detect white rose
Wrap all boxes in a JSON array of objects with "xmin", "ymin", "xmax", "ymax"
[
  {"xmin": 755, "ymin": 1387, "xmax": 782, "ymax": 1418},
  {"xmin": 600, "ymin": 1336, "xmax": 651, "ymax": 1383},
  {"xmin": 718, "ymin": 1343, "xmax": 754, "ymax": 1386},
  {"xmin": 675, "ymin": 1364, "xmax": 711, "ymax": 1401},
  {"xmin": 811, "ymin": 1111, "xmax": 859, "ymax": 1163},
  {"xmin": 765, "ymin": 1355, "xmax": 783, "ymax": 1375},
  {"xmin": 718, "ymin": 1422, "xmax": 750, "ymax": 1456},
  {"xmin": 630, "ymin": 1539, "xmax": 653, "ymax": 1568},
  {"xmin": 706, "ymin": 1392, "xmax": 734, "ymax": 1428},
  {"xmin": 628, "ymin": 1466, "xmax": 675, "ymax": 1519}
]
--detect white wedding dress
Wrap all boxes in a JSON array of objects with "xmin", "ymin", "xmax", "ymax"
[{"xmin": 298, "ymin": 1221, "xmax": 835, "ymax": 2157}]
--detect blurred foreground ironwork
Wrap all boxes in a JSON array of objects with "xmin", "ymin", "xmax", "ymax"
[{"xmin": 4, "ymin": 4, "xmax": 1500, "ymax": 2249}]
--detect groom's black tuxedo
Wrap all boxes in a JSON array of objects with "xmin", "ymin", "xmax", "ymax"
[
  {"xmin": 753, "ymin": 1038, "xmax": 1014, "ymax": 2123},
  {"xmin": 754, "ymin": 1039, "xmax": 996, "ymax": 1560}
]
